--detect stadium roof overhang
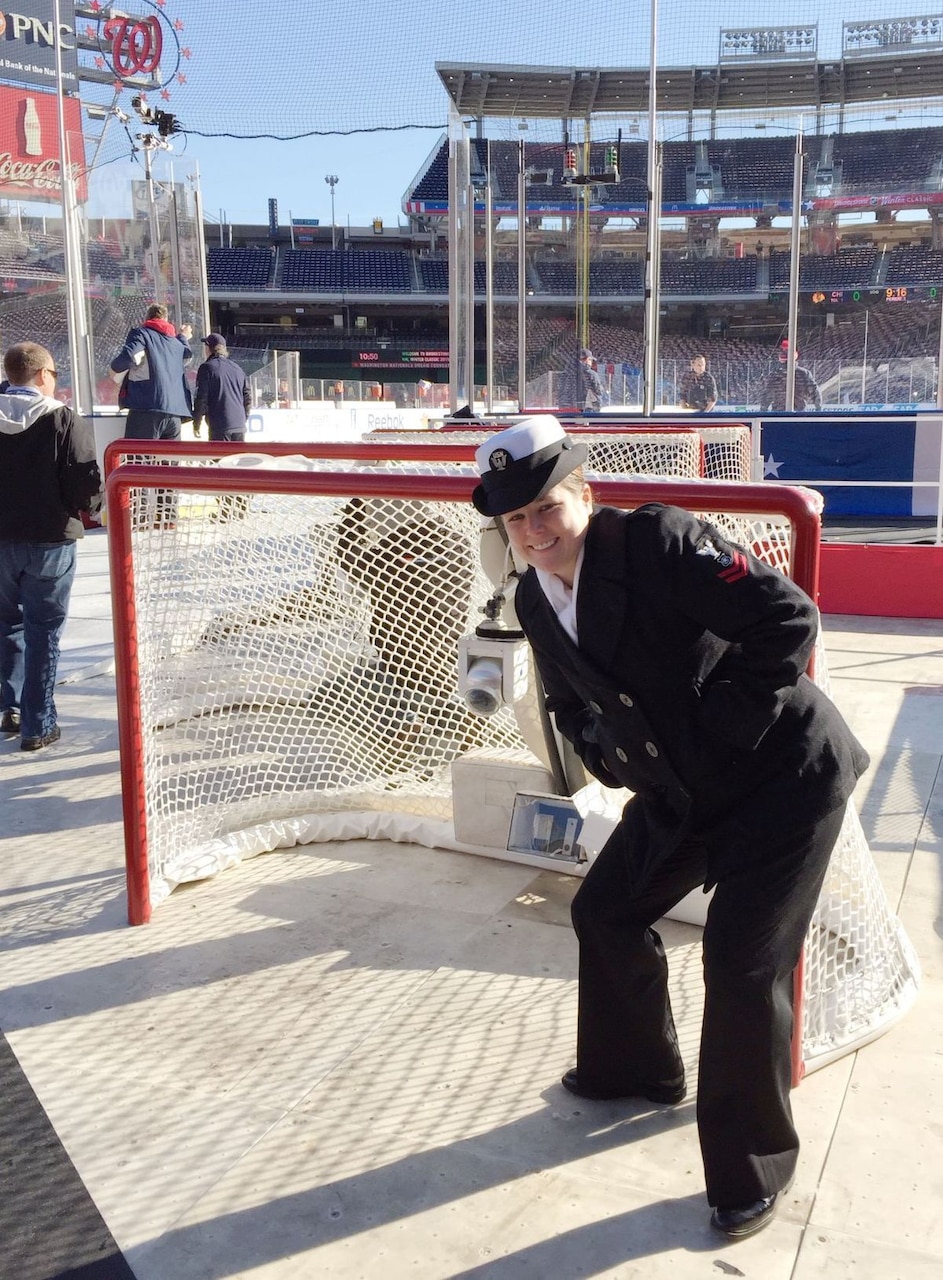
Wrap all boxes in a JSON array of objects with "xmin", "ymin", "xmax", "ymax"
[{"xmin": 437, "ymin": 52, "xmax": 943, "ymax": 118}]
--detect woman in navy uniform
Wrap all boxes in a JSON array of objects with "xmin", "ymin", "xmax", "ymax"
[{"xmin": 471, "ymin": 416, "xmax": 868, "ymax": 1240}]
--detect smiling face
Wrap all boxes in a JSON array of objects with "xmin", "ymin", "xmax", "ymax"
[{"xmin": 502, "ymin": 479, "xmax": 594, "ymax": 587}]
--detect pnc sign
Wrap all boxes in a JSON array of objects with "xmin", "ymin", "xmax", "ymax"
[{"xmin": 0, "ymin": 5, "xmax": 79, "ymax": 92}]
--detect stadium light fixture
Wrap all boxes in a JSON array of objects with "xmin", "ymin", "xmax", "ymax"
[{"xmin": 325, "ymin": 174, "xmax": 339, "ymax": 251}]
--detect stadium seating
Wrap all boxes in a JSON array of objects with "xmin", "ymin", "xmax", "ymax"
[
  {"xmin": 660, "ymin": 257, "xmax": 757, "ymax": 294},
  {"xmin": 830, "ymin": 127, "xmax": 943, "ymax": 193},
  {"xmin": 407, "ymin": 127, "xmax": 943, "ymax": 209},
  {"xmin": 885, "ymin": 246, "xmax": 943, "ymax": 286},
  {"xmin": 207, "ymin": 247, "xmax": 275, "ymax": 290},
  {"xmin": 768, "ymin": 248, "xmax": 878, "ymax": 290},
  {"xmin": 280, "ymin": 249, "xmax": 412, "ymax": 293},
  {"xmin": 418, "ymin": 258, "xmax": 448, "ymax": 291}
]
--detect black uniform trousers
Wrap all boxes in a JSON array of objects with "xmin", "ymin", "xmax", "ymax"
[{"xmin": 570, "ymin": 800, "xmax": 846, "ymax": 1207}]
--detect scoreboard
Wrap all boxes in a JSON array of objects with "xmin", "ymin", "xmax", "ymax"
[{"xmin": 809, "ymin": 286, "xmax": 940, "ymax": 305}]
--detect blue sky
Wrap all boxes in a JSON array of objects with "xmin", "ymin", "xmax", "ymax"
[{"xmin": 75, "ymin": 0, "xmax": 941, "ymax": 229}]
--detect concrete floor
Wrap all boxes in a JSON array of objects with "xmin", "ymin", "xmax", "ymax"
[{"xmin": 1, "ymin": 529, "xmax": 941, "ymax": 1280}]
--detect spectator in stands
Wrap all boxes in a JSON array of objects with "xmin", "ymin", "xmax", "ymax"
[
  {"xmin": 111, "ymin": 303, "xmax": 193, "ymax": 527},
  {"xmin": 579, "ymin": 348, "xmax": 605, "ymax": 412},
  {"xmin": 471, "ymin": 416, "xmax": 869, "ymax": 1241},
  {"xmin": 679, "ymin": 354, "xmax": 718, "ymax": 411},
  {"xmin": 759, "ymin": 343, "xmax": 822, "ymax": 411},
  {"xmin": 0, "ymin": 341, "xmax": 103, "ymax": 751}
]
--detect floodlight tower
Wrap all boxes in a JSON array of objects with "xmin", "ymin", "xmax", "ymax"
[{"xmin": 325, "ymin": 174, "xmax": 339, "ymax": 250}]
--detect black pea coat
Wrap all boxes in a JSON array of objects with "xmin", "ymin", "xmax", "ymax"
[{"xmin": 513, "ymin": 503, "xmax": 869, "ymax": 887}]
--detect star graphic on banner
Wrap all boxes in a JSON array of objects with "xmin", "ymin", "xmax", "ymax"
[
  {"xmin": 764, "ymin": 454, "xmax": 784, "ymax": 479},
  {"xmin": 85, "ymin": 24, "xmax": 96, "ymax": 38},
  {"xmin": 176, "ymin": 72, "xmax": 187, "ymax": 85},
  {"xmin": 174, "ymin": 18, "xmax": 184, "ymax": 30},
  {"xmin": 181, "ymin": 47, "xmax": 192, "ymax": 59},
  {"xmin": 94, "ymin": 55, "xmax": 104, "ymax": 69},
  {"xmin": 113, "ymin": 80, "xmax": 124, "ymax": 93},
  {"xmin": 156, "ymin": 0, "xmax": 166, "ymax": 6},
  {"xmin": 161, "ymin": 88, "xmax": 172, "ymax": 100},
  {"xmin": 89, "ymin": 0, "xmax": 101, "ymax": 9}
]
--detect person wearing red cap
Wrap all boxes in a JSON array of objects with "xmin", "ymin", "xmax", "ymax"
[
  {"xmin": 759, "ymin": 343, "xmax": 821, "ymax": 411},
  {"xmin": 472, "ymin": 416, "xmax": 867, "ymax": 1240}
]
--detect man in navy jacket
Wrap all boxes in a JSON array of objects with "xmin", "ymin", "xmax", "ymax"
[
  {"xmin": 192, "ymin": 334, "xmax": 252, "ymax": 519},
  {"xmin": 191, "ymin": 334, "xmax": 251, "ymax": 442}
]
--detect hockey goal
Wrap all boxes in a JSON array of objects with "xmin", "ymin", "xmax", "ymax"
[
  {"xmin": 105, "ymin": 461, "xmax": 918, "ymax": 1077},
  {"xmin": 428, "ymin": 418, "xmax": 754, "ymax": 483},
  {"xmin": 104, "ymin": 427, "xmax": 707, "ymax": 495}
]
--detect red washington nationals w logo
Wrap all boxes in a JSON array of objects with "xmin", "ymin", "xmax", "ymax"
[{"xmin": 104, "ymin": 15, "xmax": 164, "ymax": 77}]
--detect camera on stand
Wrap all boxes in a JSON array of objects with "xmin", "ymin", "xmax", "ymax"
[{"xmin": 457, "ymin": 626, "xmax": 530, "ymax": 717}]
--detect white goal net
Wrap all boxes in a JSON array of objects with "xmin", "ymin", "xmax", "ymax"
[{"xmin": 369, "ymin": 421, "xmax": 755, "ymax": 483}]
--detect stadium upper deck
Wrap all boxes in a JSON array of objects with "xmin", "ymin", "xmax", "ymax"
[{"xmin": 191, "ymin": 119, "xmax": 943, "ymax": 309}]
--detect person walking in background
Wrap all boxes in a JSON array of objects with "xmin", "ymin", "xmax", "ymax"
[
  {"xmin": 759, "ymin": 341, "xmax": 822, "ymax": 411},
  {"xmin": 192, "ymin": 333, "xmax": 252, "ymax": 519},
  {"xmin": 0, "ymin": 342, "xmax": 103, "ymax": 751},
  {"xmin": 192, "ymin": 334, "xmax": 251, "ymax": 444},
  {"xmin": 471, "ymin": 416, "xmax": 868, "ymax": 1240},
  {"xmin": 578, "ymin": 348, "xmax": 605, "ymax": 412},
  {"xmin": 679, "ymin": 354, "xmax": 718, "ymax": 411},
  {"xmin": 111, "ymin": 303, "xmax": 193, "ymax": 527}
]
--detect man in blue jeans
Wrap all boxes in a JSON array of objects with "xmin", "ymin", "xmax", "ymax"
[{"xmin": 0, "ymin": 342, "xmax": 103, "ymax": 751}]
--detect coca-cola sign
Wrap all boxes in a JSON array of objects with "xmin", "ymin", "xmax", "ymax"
[{"xmin": 0, "ymin": 84, "xmax": 86, "ymax": 202}]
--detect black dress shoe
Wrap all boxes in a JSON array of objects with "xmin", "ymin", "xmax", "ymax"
[
  {"xmin": 21, "ymin": 725, "xmax": 61, "ymax": 752},
  {"xmin": 710, "ymin": 1192, "xmax": 781, "ymax": 1239},
  {"xmin": 561, "ymin": 1068, "xmax": 686, "ymax": 1106},
  {"xmin": 1, "ymin": 709, "xmax": 20, "ymax": 734}
]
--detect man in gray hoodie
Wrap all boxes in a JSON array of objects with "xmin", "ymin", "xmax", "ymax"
[{"xmin": 0, "ymin": 342, "xmax": 102, "ymax": 750}]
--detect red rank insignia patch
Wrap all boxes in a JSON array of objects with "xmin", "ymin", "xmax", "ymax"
[{"xmin": 716, "ymin": 550, "xmax": 749, "ymax": 583}]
